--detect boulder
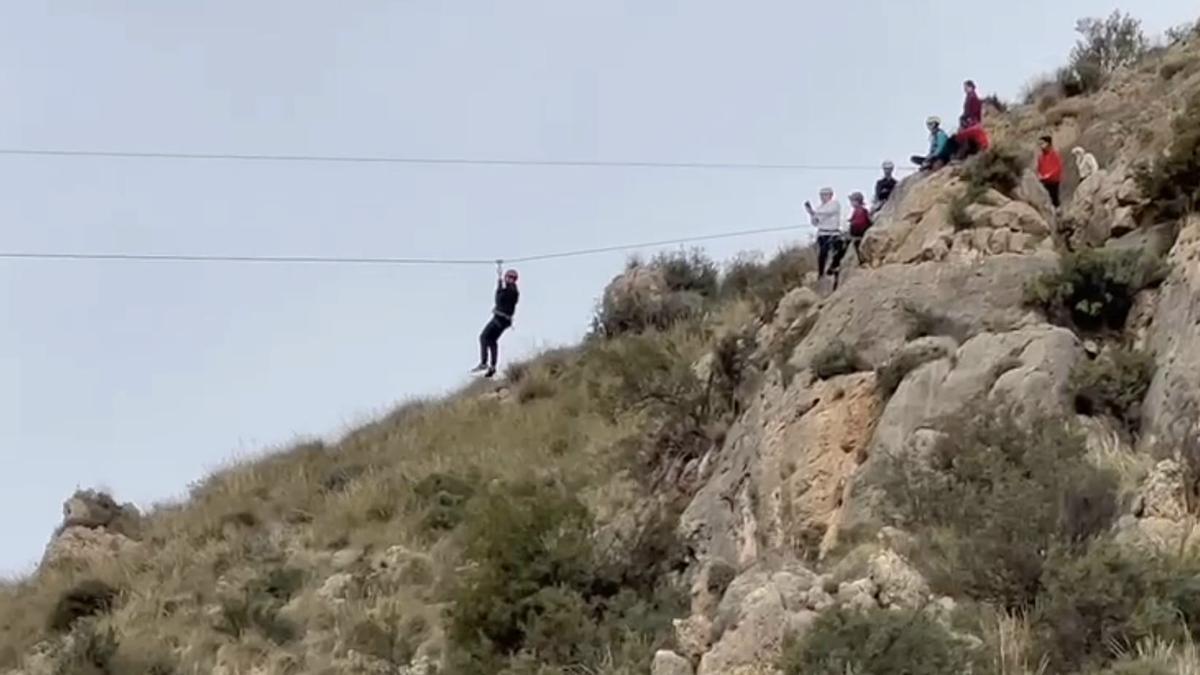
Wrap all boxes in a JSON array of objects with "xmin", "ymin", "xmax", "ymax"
[
  {"xmin": 1062, "ymin": 168, "xmax": 1143, "ymax": 247},
  {"xmin": 60, "ymin": 490, "xmax": 141, "ymax": 537},
  {"xmin": 41, "ymin": 525, "xmax": 140, "ymax": 571},
  {"xmin": 1141, "ymin": 216, "xmax": 1200, "ymax": 453},
  {"xmin": 1135, "ymin": 459, "xmax": 1188, "ymax": 521},
  {"xmin": 698, "ymin": 582, "xmax": 816, "ymax": 675},
  {"xmin": 839, "ymin": 324, "xmax": 1083, "ymax": 534},
  {"xmin": 789, "ymin": 255, "xmax": 1054, "ymax": 373},
  {"xmin": 868, "ymin": 549, "xmax": 930, "ymax": 609},
  {"xmin": 653, "ymin": 650, "xmax": 695, "ymax": 675}
]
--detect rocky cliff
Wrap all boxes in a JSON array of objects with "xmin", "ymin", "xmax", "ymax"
[{"xmin": 5, "ymin": 22, "xmax": 1200, "ymax": 675}]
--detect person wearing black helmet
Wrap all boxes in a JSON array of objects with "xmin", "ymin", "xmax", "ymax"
[{"xmin": 473, "ymin": 267, "xmax": 520, "ymax": 378}]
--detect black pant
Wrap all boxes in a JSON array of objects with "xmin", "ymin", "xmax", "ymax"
[
  {"xmin": 817, "ymin": 234, "xmax": 841, "ymax": 277},
  {"xmin": 1042, "ymin": 180, "xmax": 1061, "ymax": 207},
  {"xmin": 480, "ymin": 315, "xmax": 512, "ymax": 368}
]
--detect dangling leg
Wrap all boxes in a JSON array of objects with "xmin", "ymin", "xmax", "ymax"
[{"xmin": 474, "ymin": 319, "xmax": 496, "ymax": 372}]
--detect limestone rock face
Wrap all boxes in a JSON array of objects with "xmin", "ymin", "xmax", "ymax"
[
  {"xmin": 1142, "ymin": 216, "xmax": 1200, "ymax": 454},
  {"xmin": 839, "ymin": 325, "xmax": 1083, "ymax": 534},
  {"xmin": 862, "ymin": 170, "xmax": 1054, "ymax": 265},
  {"xmin": 1062, "ymin": 168, "xmax": 1142, "ymax": 248}
]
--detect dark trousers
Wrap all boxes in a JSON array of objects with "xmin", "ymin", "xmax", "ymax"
[
  {"xmin": 1042, "ymin": 180, "xmax": 1061, "ymax": 207},
  {"xmin": 479, "ymin": 315, "xmax": 512, "ymax": 368},
  {"xmin": 817, "ymin": 234, "xmax": 841, "ymax": 277}
]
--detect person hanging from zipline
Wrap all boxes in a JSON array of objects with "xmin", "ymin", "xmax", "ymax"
[{"xmin": 473, "ymin": 265, "xmax": 520, "ymax": 378}]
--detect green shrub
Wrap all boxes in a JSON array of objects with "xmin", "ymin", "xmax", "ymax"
[
  {"xmin": 653, "ymin": 248, "xmax": 719, "ymax": 297},
  {"xmin": 1025, "ymin": 249, "xmax": 1168, "ymax": 331},
  {"xmin": 1059, "ymin": 11, "xmax": 1148, "ymax": 97},
  {"xmin": 963, "ymin": 144, "xmax": 1028, "ymax": 198},
  {"xmin": 721, "ymin": 246, "xmax": 816, "ymax": 320},
  {"xmin": 812, "ymin": 341, "xmax": 867, "ymax": 380},
  {"xmin": 885, "ymin": 409, "xmax": 1118, "ymax": 610},
  {"xmin": 1136, "ymin": 90, "xmax": 1200, "ymax": 220},
  {"xmin": 445, "ymin": 478, "xmax": 682, "ymax": 674},
  {"xmin": 48, "ymin": 580, "xmax": 119, "ymax": 633},
  {"xmin": 212, "ymin": 566, "xmax": 304, "ymax": 645},
  {"xmin": 1070, "ymin": 348, "xmax": 1156, "ymax": 428},
  {"xmin": 779, "ymin": 606, "xmax": 971, "ymax": 675},
  {"xmin": 1034, "ymin": 541, "xmax": 1200, "ymax": 672},
  {"xmin": 413, "ymin": 471, "xmax": 479, "ymax": 533}
]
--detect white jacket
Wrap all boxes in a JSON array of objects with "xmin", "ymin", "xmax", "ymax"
[
  {"xmin": 1075, "ymin": 151, "xmax": 1100, "ymax": 180},
  {"xmin": 810, "ymin": 199, "xmax": 843, "ymax": 235}
]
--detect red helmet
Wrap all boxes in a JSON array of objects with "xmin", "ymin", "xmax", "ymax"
[{"xmin": 504, "ymin": 269, "xmax": 519, "ymax": 282}]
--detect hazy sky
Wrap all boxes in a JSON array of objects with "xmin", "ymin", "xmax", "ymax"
[{"xmin": 1, "ymin": 2, "xmax": 1194, "ymax": 574}]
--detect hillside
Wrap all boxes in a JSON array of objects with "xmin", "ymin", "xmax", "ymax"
[{"xmin": 5, "ymin": 17, "xmax": 1200, "ymax": 675}]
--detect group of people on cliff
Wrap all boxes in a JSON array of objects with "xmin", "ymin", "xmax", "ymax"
[{"xmin": 808, "ymin": 79, "xmax": 1102, "ymax": 280}]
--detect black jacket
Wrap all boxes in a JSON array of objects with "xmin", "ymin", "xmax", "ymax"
[
  {"xmin": 494, "ymin": 281, "xmax": 519, "ymax": 319},
  {"xmin": 875, "ymin": 176, "xmax": 898, "ymax": 205}
]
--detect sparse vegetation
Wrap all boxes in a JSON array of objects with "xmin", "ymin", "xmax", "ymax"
[
  {"xmin": 1059, "ymin": 11, "xmax": 1148, "ymax": 96},
  {"xmin": 779, "ymin": 606, "xmax": 971, "ymax": 675},
  {"xmin": 721, "ymin": 245, "xmax": 816, "ymax": 320},
  {"xmin": 1136, "ymin": 90, "xmax": 1200, "ymax": 220},
  {"xmin": 49, "ymin": 580, "xmax": 119, "ymax": 633},
  {"xmin": 1025, "ymin": 248, "xmax": 1168, "ymax": 331},
  {"xmin": 812, "ymin": 340, "xmax": 867, "ymax": 380},
  {"xmin": 963, "ymin": 144, "xmax": 1028, "ymax": 199},
  {"xmin": 1070, "ymin": 347, "xmax": 1156, "ymax": 430},
  {"xmin": 885, "ymin": 408, "xmax": 1118, "ymax": 611}
]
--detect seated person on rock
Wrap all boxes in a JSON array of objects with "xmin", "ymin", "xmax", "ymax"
[{"xmin": 910, "ymin": 116, "xmax": 952, "ymax": 171}]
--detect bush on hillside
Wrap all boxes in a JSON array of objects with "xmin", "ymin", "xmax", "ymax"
[
  {"xmin": 1034, "ymin": 541, "xmax": 1200, "ymax": 672},
  {"xmin": 413, "ymin": 471, "xmax": 479, "ymax": 533},
  {"xmin": 1070, "ymin": 348, "xmax": 1156, "ymax": 429},
  {"xmin": 48, "ymin": 580, "xmax": 119, "ymax": 633},
  {"xmin": 885, "ymin": 408, "xmax": 1118, "ymax": 610},
  {"xmin": 721, "ymin": 246, "xmax": 816, "ymax": 320},
  {"xmin": 1025, "ymin": 248, "xmax": 1168, "ymax": 331},
  {"xmin": 963, "ymin": 144, "xmax": 1028, "ymax": 199},
  {"xmin": 214, "ymin": 567, "xmax": 304, "ymax": 644},
  {"xmin": 778, "ymin": 606, "xmax": 971, "ymax": 675},
  {"xmin": 812, "ymin": 341, "xmax": 867, "ymax": 380},
  {"xmin": 445, "ymin": 478, "xmax": 682, "ymax": 674},
  {"xmin": 1058, "ymin": 11, "xmax": 1148, "ymax": 96},
  {"xmin": 654, "ymin": 249, "xmax": 719, "ymax": 297},
  {"xmin": 1136, "ymin": 90, "xmax": 1200, "ymax": 220}
]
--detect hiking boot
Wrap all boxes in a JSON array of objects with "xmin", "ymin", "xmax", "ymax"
[
  {"xmin": 484, "ymin": 367, "xmax": 497, "ymax": 378},
  {"xmin": 471, "ymin": 363, "xmax": 488, "ymax": 373}
]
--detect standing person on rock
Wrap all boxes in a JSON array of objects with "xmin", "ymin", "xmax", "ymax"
[
  {"xmin": 473, "ymin": 266, "xmax": 520, "ymax": 378},
  {"xmin": 805, "ymin": 187, "xmax": 843, "ymax": 278},
  {"xmin": 843, "ymin": 191, "xmax": 873, "ymax": 267},
  {"xmin": 1037, "ymin": 135, "xmax": 1064, "ymax": 208},
  {"xmin": 1073, "ymin": 146, "xmax": 1100, "ymax": 181},
  {"xmin": 873, "ymin": 161, "xmax": 898, "ymax": 213},
  {"xmin": 963, "ymin": 80, "xmax": 983, "ymax": 126}
]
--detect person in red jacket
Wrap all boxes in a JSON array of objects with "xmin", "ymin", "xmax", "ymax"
[
  {"xmin": 953, "ymin": 116, "xmax": 990, "ymax": 160},
  {"xmin": 1037, "ymin": 135, "xmax": 1064, "ymax": 208},
  {"xmin": 963, "ymin": 80, "xmax": 983, "ymax": 126}
]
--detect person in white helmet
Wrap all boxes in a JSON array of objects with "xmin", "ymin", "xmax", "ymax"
[
  {"xmin": 873, "ymin": 161, "xmax": 898, "ymax": 213},
  {"xmin": 911, "ymin": 116, "xmax": 951, "ymax": 170},
  {"xmin": 805, "ymin": 187, "xmax": 844, "ymax": 278}
]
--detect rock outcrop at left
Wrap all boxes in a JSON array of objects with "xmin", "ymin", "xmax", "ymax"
[{"xmin": 41, "ymin": 490, "xmax": 142, "ymax": 570}]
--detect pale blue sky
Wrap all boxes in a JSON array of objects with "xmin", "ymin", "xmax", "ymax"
[{"xmin": 1, "ymin": 2, "xmax": 1194, "ymax": 574}]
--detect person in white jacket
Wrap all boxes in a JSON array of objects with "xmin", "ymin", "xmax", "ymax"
[
  {"xmin": 1072, "ymin": 146, "xmax": 1100, "ymax": 182},
  {"xmin": 805, "ymin": 187, "xmax": 843, "ymax": 278}
]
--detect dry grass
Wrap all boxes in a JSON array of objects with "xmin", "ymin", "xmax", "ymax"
[
  {"xmin": 0, "ymin": 321, "xmax": 714, "ymax": 673},
  {"xmin": 977, "ymin": 608, "xmax": 1049, "ymax": 675}
]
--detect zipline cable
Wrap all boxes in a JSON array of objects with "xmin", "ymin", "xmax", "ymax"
[
  {"xmin": 0, "ymin": 225, "xmax": 805, "ymax": 267},
  {"xmin": 0, "ymin": 147, "xmax": 904, "ymax": 172}
]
